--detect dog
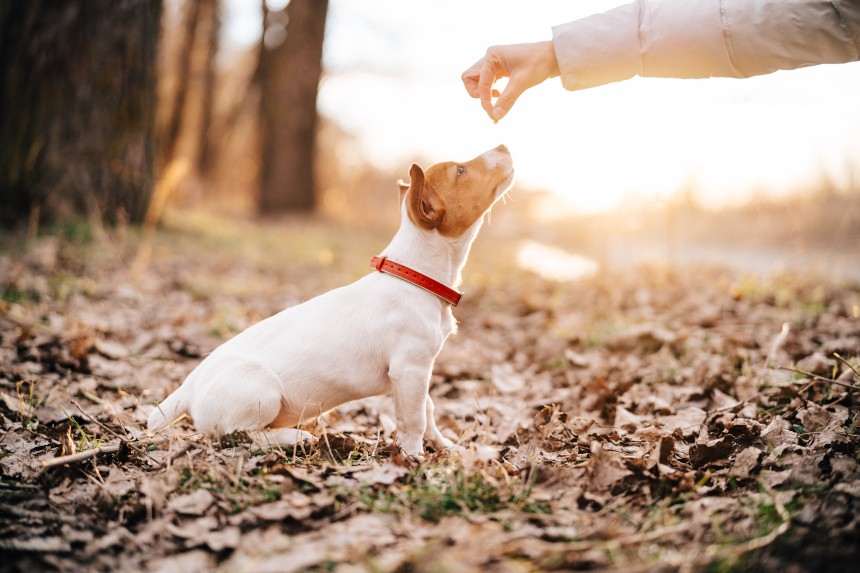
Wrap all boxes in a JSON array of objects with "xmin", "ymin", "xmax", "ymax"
[{"xmin": 148, "ymin": 145, "xmax": 514, "ymax": 457}]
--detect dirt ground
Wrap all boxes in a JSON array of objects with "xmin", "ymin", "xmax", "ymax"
[{"xmin": 1, "ymin": 212, "xmax": 858, "ymax": 572}]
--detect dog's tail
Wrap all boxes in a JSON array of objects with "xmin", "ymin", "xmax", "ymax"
[{"xmin": 147, "ymin": 384, "xmax": 190, "ymax": 433}]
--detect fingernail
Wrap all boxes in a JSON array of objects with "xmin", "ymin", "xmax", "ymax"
[{"xmin": 492, "ymin": 106, "xmax": 505, "ymax": 121}]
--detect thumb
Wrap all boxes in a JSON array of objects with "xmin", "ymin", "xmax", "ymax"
[{"xmin": 492, "ymin": 80, "xmax": 526, "ymax": 121}]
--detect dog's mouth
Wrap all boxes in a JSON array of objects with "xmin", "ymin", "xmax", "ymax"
[{"xmin": 493, "ymin": 167, "xmax": 515, "ymax": 201}]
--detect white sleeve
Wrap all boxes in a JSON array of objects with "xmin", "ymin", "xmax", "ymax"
[{"xmin": 552, "ymin": 0, "xmax": 860, "ymax": 91}]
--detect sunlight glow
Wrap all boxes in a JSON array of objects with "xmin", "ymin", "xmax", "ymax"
[
  {"xmin": 517, "ymin": 241, "xmax": 599, "ymax": 282},
  {"xmin": 225, "ymin": 0, "xmax": 860, "ymax": 213}
]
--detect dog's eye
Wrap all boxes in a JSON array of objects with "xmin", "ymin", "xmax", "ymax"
[{"xmin": 456, "ymin": 166, "xmax": 465, "ymax": 176}]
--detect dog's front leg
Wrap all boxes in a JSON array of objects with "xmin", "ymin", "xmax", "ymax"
[{"xmin": 389, "ymin": 363, "xmax": 431, "ymax": 458}]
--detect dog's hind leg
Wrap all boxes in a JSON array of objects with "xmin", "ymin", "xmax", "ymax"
[
  {"xmin": 191, "ymin": 360, "xmax": 315, "ymax": 448},
  {"xmin": 423, "ymin": 394, "xmax": 459, "ymax": 450},
  {"xmin": 190, "ymin": 360, "xmax": 286, "ymax": 436}
]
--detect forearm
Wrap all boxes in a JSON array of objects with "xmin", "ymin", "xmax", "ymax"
[{"xmin": 552, "ymin": 0, "xmax": 860, "ymax": 91}]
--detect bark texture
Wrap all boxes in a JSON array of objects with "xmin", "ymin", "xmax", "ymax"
[
  {"xmin": 257, "ymin": 0, "xmax": 328, "ymax": 214},
  {"xmin": 0, "ymin": 0, "xmax": 162, "ymax": 226}
]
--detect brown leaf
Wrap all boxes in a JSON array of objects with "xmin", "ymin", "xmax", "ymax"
[
  {"xmin": 832, "ymin": 481, "xmax": 860, "ymax": 498},
  {"xmin": 614, "ymin": 406, "xmax": 644, "ymax": 432},
  {"xmin": 689, "ymin": 437, "xmax": 735, "ymax": 468},
  {"xmin": 240, "ymin": 491, "xmax": 316, "ymax": 523},
  {"xmin": 167, "ymin": 489, "xmax": 214, "ymax": 516},
  {"xmin": 68, "ymin": 332, "xmax": 95, "ymax": 362},
  {"xmin": 146, "ymin": 549, "xmax": 214, "ymax": 573},
  {"xmin": 586, "ymin": 441, "xmax": 632, "ymax": 494},
  {"xmin": 810, "ymin": 424, "xmax": 852, "ymax": 452},
  {"xmin": 607, "ymin": 324, "xmax": 678, "ymax": 353},
  {"xmin": 165, "ymin": 516, "xmax": 218, "ymax": 540},
  {"xmin": 269, "ymin": 463, "xmax": 325, "ymax": 490},
  {"xmin": 727, "ymin": 418, "xmax": 763, "ymax": 441},
  {"xmin": 0, "ymin": 536, "xmax": 71, "ymax": 553},
  {"xmin": 352, "ymin": 463, "xmax": 409, "ymax": 486},
  {"xmin": 760, "ymin": 469, "xmax": 792, "ymax": 488},
  {"xmin": 60, "ymin": 425, "xmax": 77, "ymax": 457},
  {"xmin": 729, "ymin": 446, "xmax": 763, "ymax": 479},
  {"xmin": 760, "ymin": 416, "xmax": 798, "ymax": 449},
  {"xmin": 93, "ymin": 338, "xmax": 130, "ymax": 360},
  {"xmin": 657, "ymin": 435, "xmax": 675, "ymax": 466},
  {"xmin": 796, "ymin": 401, "xmax": 841, "ymax": 433},
  {"xmin": 207, "ymin": 526, "xmax": 242, "ymax": 551},
  {"xmin": 658, "ymin": 407, "xmax": 707, "ymax": 438},
  {"xmin": 795, "ymin": 352, "xmax": 836, "ymax": 377},
  {"xmin": 491, "ymin": 363, "xmax": 525, "ymax": 394}
]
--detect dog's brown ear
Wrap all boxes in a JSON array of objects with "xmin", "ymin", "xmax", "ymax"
[{"xmin": 407, "ymin": 163, "xmax": 444, "ymax": 230}]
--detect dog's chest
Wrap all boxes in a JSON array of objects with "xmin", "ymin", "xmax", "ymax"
[{"xmin": 441, "ymin": 306, "xmax": 457, "ymax": 338}]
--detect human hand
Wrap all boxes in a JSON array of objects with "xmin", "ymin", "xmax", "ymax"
[{"xmin": 461, "ymin": 41, "xmax": 560, "ymax": 122}]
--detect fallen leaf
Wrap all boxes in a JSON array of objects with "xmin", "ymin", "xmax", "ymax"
[
  {"xmin": 658, "ymin": 407, "xmax": 707, "ymax": 438},
  {"xmin": 796, "ymin": 401, "xmax": 839, "ymax": 433},
  {"xmin": 729, "ymin": 446, "xmax": 763, "ymax": 479},
  {"xmin": 689, "ymin": 437, "xmax": 735, "ymax": 468},
  {"xmin": 166, "ymin": 516, "xmax": 218, "ymax": 540},
  {"xmin": 614, "ymin": 406, "xmax": 644, "ymax": 432},
  {"xmin": 206, "ymin": 526, "xmax": 242, "ymax": 551},
  {"xmin": 760, "ymin": 416, "xmax": 798, "ymax": 449},
  {"xmin": 586, "ymin": 441, "xmax": 632, "ymax": 494},
  {"xmin": 352, "ymin": 463, "xmax": 409, "ymax": 485},
  {"xmin": 491, "ymin": 363, "xmax": 525, "ymax": 394},
  {"xmin": 146, "ymin": 549, "xmax": 214, "ymax": 573},
  {"xmin": 167, "ymin": 489, "xmax": 214, "ymax": 516},
  {"xmin": 94, "ymin": 338, "xmax": 130, "ymax": 360}
]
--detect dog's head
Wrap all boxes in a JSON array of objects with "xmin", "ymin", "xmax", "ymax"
[{"xmin": 398, "ymin": 145, "xmax": 514, "ymax": 238}]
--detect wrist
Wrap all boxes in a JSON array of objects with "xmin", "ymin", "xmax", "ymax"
[{"xmin": 539, "ymin": 40, "xmax": 560, "ymax": 78}]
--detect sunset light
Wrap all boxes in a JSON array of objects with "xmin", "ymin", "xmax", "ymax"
[
  {"xmin": 227, "ymin": 0, "xmax": 860, "ymax": 213},
  {"xmin": 5, "ymin": 2, "xmax": 860, "ymax": 569}
]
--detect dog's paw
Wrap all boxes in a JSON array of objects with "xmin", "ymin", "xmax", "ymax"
[
  {"xmin": 399, "ymin": 437, "xmax": 425, "ymax": 462},
  {"xmin": 432, "ymin": 436, "xmax": 465, "ymax": 453},
  {"xmin": 256, "ymin": 428, "xmax": 315, "ymax": 448}
]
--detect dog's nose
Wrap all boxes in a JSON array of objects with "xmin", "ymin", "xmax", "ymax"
[{"xmin": 495, "ymin": 144, "xmax": 509, "ymax": 154}]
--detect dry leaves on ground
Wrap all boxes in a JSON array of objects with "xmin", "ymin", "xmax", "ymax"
[{"xmin": 1, "ymin": 221, "xmax": 859, "ymax": 572}]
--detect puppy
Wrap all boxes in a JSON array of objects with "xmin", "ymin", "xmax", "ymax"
[{"xmin": 148, "ymin": 145, "xmax": 514, "ymax": 457}]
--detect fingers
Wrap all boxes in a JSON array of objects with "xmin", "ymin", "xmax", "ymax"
[
  {"xmin": 462, "ymin": 49, "xmax": 509, "ymax": 121},
  {"xmin": 461, "ymin": 57, "xmax": 484, "ymax": 99},
  {"xmin": 492, "ymin": 76, "xmax": 526, "ymax": 122},
  {"xmin": 463, "ymin": 41, "xmax": 559, "ymax": 122},
  {"xmin": 477, "ymin": 59, "xmax": 499, "ymax": 120}
]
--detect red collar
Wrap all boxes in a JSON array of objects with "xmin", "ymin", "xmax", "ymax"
[{"xmin": 370, "ymin": 256, "xmax": 462, "ymax": 306}]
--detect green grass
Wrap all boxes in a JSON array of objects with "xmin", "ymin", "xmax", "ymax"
[
  {"xmin": 354, "ymin": 463, "xmax": 551, "ymax": 523},
  {"xmin": 174, "ymin": 465, "xmax": 284, "ymax": 514},
  {"xmin": 15, "ymin": 380, "xmax": 42, "ymax": 430},
  {"xmin": 2, "ymin": 284, "xmax": 32, "ymax": 304}
]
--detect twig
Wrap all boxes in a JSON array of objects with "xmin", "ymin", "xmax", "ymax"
[
  {"xmin": 516, "ymin": 522, "xmax": 689, "ymax": 555},
  {"xmin": 41, "ymin": 437, "xmax": 167, "ymax": 470},
  {"xmin": 833, "ymin": 353, "xmax": 860, "ymax": 380},
  {"xmin": 72, "ymin": 400, "xmax": 160, "ymax": 466},
  {"xmin": 777, "ymin": 365, "xmax": 859, "ymax": 390},
  {"xmin": 760, "ymin": 323, "xmax": 790, "ymax": 381}
]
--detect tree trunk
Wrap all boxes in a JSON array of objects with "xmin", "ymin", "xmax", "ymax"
[
  {"xmin": 196, "ymin": 0, "xmax": 220, "ymax": 177},
  {"xmin": 257, "ymin": 0, "xmax": 328, "ymax": 214},
  {"xmin": 0, "ymin": 0, "xmax": 161, "ymax": 227}
]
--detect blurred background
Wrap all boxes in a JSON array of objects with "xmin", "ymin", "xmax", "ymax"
[{"xmin": 1, "ymin": 0, "xmax": 858, "ymax": 279}]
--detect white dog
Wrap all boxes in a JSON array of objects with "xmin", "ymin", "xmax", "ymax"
[{"xmin": 148, "ymin": 145, "xmax": 514, "ymax": 457}]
